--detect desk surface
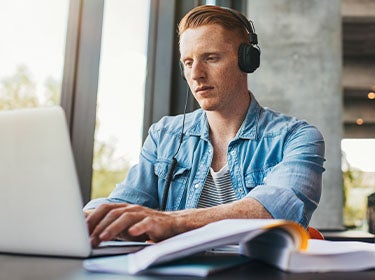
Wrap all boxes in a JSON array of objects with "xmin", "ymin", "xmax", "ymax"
[{"xmin": 1, "ymin": 253, "xmax": 375, "ymax": 280}]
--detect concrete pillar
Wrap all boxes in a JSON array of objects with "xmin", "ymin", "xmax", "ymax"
[{"xmin": 247, "ymin": 0, "xmax": 343, "ymax": 229}]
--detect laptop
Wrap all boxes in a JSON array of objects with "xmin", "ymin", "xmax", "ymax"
[{"xmin": 0, "ymin": 106, "xmax": 147, "ymax": 258}]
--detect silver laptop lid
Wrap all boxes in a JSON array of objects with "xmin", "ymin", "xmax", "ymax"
[{"xmin": 0, "ymin": 106, "xmax": 91, "ymax": 257}]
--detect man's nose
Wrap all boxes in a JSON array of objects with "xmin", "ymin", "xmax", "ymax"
[{"xmin": 191, "ymin": 61, "xmax": 206, "ymax": 80}]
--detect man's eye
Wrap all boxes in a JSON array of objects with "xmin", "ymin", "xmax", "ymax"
[
  {"xmin": 206, "ymin": 56, "xmax": 218, "ymax": 62},
  {"xmin": 184, "ymin": 61, "xmax": 192, "ymax": 67}
]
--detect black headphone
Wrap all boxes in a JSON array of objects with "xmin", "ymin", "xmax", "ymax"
[
  {"xmin": 179, "ymin": 7, "xmax": 260, "ymax": 79},
  {"xmin": 224, "ymin": 7, "xmax": 261, "ymax": 73}
]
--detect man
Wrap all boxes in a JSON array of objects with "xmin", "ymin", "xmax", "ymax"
[{"xmin": 86, "ymin": 5, "xmax": 325, "ymax": 246}]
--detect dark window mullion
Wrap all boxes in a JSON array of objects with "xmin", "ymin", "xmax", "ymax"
[{"xmin": 61, "ymin": 0, "xmax": 104, "ymax": 204}]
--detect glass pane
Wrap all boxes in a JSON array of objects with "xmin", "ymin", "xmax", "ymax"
[
  {"xmin": 92, "ymin": 0, "xmax": 150, "ymax": 198},
  {"xmin": 342, "ymin": 139, "xmax": 375, "ymax": 230},
  {"xmin": 0, "ymin": 0, "xmax": 69, "ymax": 110}
]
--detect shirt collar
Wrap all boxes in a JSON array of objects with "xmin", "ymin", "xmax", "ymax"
[
  {"xmin": 186, "ymin": 91, "xmax": 262, "ymax": 141},
  {"xmin": 236, "ymin": 91, "xmax": 261, "ymax": 140}
]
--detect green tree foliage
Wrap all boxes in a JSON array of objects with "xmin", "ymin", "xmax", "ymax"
[
  {"xmin": 91, "ymin": 140, "xmax": 129, "ymax": 198},
  {"xmin": 342, "ymin": 152, "xmax": 375, "ymax": 229},
  {"xmin": 0, "ymin": 65, "xmax": 39, "ymax": 109},
  {"xmin": 343, "ymin": 167, "xmax": 365, "ymax": 227},
  {"xmin": 44, "ymin": 76, "xmax": 61, "ymax": 106},
  {"xmin": 0, "ymin": 65, "xmax": 129, "ymax": 199}
]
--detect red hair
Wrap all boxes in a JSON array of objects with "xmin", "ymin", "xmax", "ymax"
[{"xmin": 178, "ymin": 5, "xmax": 249, "ymax": 44}]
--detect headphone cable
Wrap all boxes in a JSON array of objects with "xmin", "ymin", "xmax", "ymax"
[{"xmin": 160, "ymin": 85, "xmax": 190, "ymax": 211}]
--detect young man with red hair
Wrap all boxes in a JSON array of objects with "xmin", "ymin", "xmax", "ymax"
[{"xmin": 86, "ymin": 5, "xmax": 325, "ymax": 246}]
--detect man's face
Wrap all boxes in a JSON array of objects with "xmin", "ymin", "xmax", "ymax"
[{"xmin": 179, "ymin": 24, "xmax": 247, "ymax": 113}]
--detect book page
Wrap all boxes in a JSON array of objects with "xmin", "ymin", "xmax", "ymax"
[
  {"xmin": 240, "ymin": 228, "xmax": 297, "ymax": 270},
  {"xmin": 288, "ymin": 239, "xmax": 375, "ymax": 273},
  {"xmin": 127, "ymin": 219, "xmax": 298, "ymax": 274},
  {"xmin": 304, "ymin": 239, "xmax": 375, "ymax": 255}
]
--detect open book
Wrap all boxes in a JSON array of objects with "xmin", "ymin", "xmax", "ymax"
[
  {"xmin": 84, "ymin": 219, "xmax": 305, "ymax": 276},
  {"xmin": 84, "ymin": 219, "xmax": 375, "ymax": 276}
]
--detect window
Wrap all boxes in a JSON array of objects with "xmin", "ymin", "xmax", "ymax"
[
  {"xmin": 342, "ymin": 1, "xmax": 375, "ymax": 230},
  {"xmin": 91, "ymin": 0, "xmax": 150, "ymax": 198},
  {"xmin": 0, "ymin": 0, "xmax": 69, "ymax": 110},
  {"xmin": 342, "ymin": 139, "xmax": 375, "ymax": 230},
  {"xmin": 61, "ymin": 0, "xmax": 247, "ymax": 203}
]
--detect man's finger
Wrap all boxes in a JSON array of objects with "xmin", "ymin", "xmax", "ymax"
[
  {"xmin": 97, "ymin": 211, "xmax": 146, "ymax": 241},
  {"xmin": 86, "ymin": 203, "xmax": 128, "ymax": 233}
]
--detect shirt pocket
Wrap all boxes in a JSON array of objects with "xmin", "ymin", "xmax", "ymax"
[{"xmin": 154, "ymin": 161, "xmax": 191, "ymax": 209}]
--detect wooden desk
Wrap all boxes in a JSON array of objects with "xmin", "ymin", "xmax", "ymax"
[{"xmin": 1, "ymin": 253, "xmax": 375, "ymax": 280}]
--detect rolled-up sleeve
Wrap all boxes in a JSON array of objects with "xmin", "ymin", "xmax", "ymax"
[{"xmin": 246, "ymin": 124, "xmax": 325, "ymax": 227}]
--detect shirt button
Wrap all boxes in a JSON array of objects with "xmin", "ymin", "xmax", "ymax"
[
  {"xmin": 194, "ymin": 184, "xmax": 201, "ymax": 189},
  {"xmin": 231, "ymin": 151, "xmax": 236, "ymax": 156},
  {"xmin": 238, "ymin": 189, "xmax": 243, "ymax": 193}
]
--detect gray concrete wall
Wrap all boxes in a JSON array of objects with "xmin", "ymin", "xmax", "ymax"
[{"xmin": 246, "ymin": 0, "xmax": 343, "ymax": 229}]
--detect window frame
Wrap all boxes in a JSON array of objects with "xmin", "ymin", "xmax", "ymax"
[
  {"xmin": 61, "ymin": 0, "xmax": 104, "ymax": 203},
  {"xmin": 61, "ymin": 0, "xmax": 247, "ymax": 203}
]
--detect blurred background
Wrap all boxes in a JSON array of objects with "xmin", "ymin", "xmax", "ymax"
[{"xmin": 0, "ymin": 0, "xmax": 373, "ymax": 231}]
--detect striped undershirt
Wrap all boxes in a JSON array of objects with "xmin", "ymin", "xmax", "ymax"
[{"xmin": 197, "ymin": 164, "xmax": 237, "ymax": 208}]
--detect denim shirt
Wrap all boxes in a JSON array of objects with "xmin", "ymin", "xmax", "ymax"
[{"xmin": 85, "ymin": 94, "xmax": 325, "ymax": 227}]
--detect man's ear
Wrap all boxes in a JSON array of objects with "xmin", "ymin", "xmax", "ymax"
[{"xmin": 179, "ymin": 61, "xmax": 186, "ymax": 80}]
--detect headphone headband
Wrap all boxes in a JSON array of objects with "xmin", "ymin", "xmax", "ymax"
[{"xmin": 221, "ymin": 7, "xmax": 258, "ymax": 45}]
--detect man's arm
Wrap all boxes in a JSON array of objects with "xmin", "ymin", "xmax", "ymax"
[
  {"xmin": 86, "ymin": 197, "xmax": 271, "ymax": 246},
  {"xmin": 246, "ymin": 123, "xmax": 325, "ymax": 227}
]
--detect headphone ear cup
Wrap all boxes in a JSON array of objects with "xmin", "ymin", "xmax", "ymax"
[{"xmin": 238, "ymin": 43, "xmax": 260, "ymax": 73}]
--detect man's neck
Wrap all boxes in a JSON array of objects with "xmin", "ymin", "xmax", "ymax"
[
  {"xmin": 207, "ymin": 92, "xmax": 251, "ymax": 171},
  {"xmin": 206, "ymin": 91, "xmax": 251, "ymax": 141}
]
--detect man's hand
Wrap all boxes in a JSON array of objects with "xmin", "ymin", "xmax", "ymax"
[
  {"xmin": 86, "ymin": 203, "xmax": 181, "ymax": 247},
  {"xmin": 83, "ymin": 209, "xmax": 95, "ymax": 218},
  {"xmin": 86, "ymin": 198, "xmax": 272, "ymax": 247}
]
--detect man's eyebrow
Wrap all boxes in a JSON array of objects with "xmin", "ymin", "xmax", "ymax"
[
  {"xmin": 201, "ymin": 52, "xmax": 221, "ymax": 57},
  {"xmin": 181, "ymin": 52, "xmax": 222, "ymax": 60}
]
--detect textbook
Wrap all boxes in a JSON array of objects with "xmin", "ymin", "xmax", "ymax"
[
  {"xmin": 84, "ymin": 219, "xmax": 375, "ymax": 276},
  {"xmin": 84, "ymin": 219, "xmax": 306, "ymax": 276}
]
